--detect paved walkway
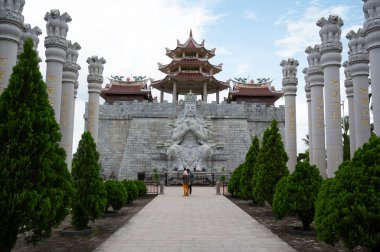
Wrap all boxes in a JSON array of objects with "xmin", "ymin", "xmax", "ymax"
[{"xmin": 95, "ymin": 187, "xmax": 295, "ymax": 252}]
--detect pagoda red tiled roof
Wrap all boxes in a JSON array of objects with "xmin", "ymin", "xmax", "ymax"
[
  {"xmin": 231, "ymin": 85, "xmax": 283, "ymax": 97},
  {"xmin": 101, "ymin": 84, "xmax": 149, "ymax": 95}
]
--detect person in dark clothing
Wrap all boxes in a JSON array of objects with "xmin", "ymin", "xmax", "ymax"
[{"xmin": 187, "ymin": 168, "xmax": 194, "ymax": 195}]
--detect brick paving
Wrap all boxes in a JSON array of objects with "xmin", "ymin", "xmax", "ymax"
[{"xmin": 95, "ymin": 186, "xmax": 294, "ymax": 252}]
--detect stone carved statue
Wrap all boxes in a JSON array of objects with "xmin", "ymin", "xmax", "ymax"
[
  {"xmin": 44, "ymin": 9, "xmax": 71, "ymax": 38},
  {"xmin": 167, "ymin": 91, "xmax": 212, "ymax": 171},
  {"xmin": 87, "ymin": 56, "xmax": 106, "ymax": 76},
  {"xmin": 280, "ymin": 58, "xmax": 299, "ymax": 78}
]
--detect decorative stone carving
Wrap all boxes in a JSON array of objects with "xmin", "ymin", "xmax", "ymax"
[
  {"xmin": 167, "ymin": 91, "xmax": 212, "ymax": 171},
  {"xmin": 87, "ymin": 56, "xmax": 106, "ymax": 85},
  {"xmin": 44, "ymin": 9, "xmax": 71, "ymax": 38},
  {"xmin": 18, "ymin": 24, "xmax": 42, "ymax": 57},
  {"xmin": 0, "ymin": 0, "xmax": 25, "ymax": 24}
]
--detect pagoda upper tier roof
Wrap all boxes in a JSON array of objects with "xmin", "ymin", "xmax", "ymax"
[
  {"xmin": 158, "ymin": 58, "xmax": 222, "ymax": 74},
  {"xmin": 151, "ymin": 74, "xmax": 229, "ymax": 95},
  {"xmin": 165, "ymin": 30, "xmax": 216, "ymax": 59},
  {"xmin": 100, "ymin": 78, "xmax": 152, "ymax": 100},
  {"xmin": 228, "ymin": 80, "xmax": 283, "ymax": 101}
]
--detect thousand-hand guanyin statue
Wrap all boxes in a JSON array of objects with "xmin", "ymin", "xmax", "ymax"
[{"xmin": 167, "ymin": 91, "xmax": 212, "ymax": 171}]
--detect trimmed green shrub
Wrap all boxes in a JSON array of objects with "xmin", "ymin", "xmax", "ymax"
[
  {"xmin": 253, "ymin": 120, "xmax": 289, "ymax": 205},
  {"xmin": 0, "ymin": 39, "xmax": 72, "ymax": 251},
  {"xmin": 228, "ymin": 163, "xmax": 244, "ymax": 196},
  {"xmin": 273, "ymin": 161, "xmax": 322, "ymax": 230},
  {"xmin": 134, "ymin": 180, "xmax": 147, "ymax": 196},
  {"xmin": 105, "ymin": 180, "xmax": 128, "ymax": 212},
  {"xmin": 239, "ymin": 136, "xmax": 260, "ymax": 200},
  {"xmin": 71, "ymin": 132, "xmax": 107, "ymax": 230},
  {"xmin": 315, "ymin": 135, "xmax": 380, "ymax": 251},
  {"xmin": 122, "ymin": 180, "xmax": 139, "ymax": 203}
]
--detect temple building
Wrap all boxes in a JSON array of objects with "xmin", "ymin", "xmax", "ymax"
[
  {"xmin": 88, "ymin": 31, "xmax": 285, "ymax": 180},
  {"xmin": 227, "ymin": 79, "xmax": 283, "ymax": 105},
  {"xmin": 151, "ymin": 30, "xmax": 229, "ymax": 103},
  {"xmin": 101, "ymin": 76, "xmax": 152, "ymax": 104}
]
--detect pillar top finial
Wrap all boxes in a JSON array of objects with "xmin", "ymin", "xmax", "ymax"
[
  {"xmin": 305, "ymin": 45, "xmax": 321, "ymax": 68},
  {"xmin": 19, "ymin": 23, "xmax": 42, "ymax": 53},
  {"xmin": 280, "ymin": 58, "xmax": 299, "ymax": 79},
  {"xmin": 0, "ymin": 0, "xmax": 25, "ymax": 14},
  {"xmin": 87, "ymin": 56, "xmax": 106, "ymax": 84},
  {"xmin": 317, "ymin": 15, "xmax": 343, "ymax": 44},
  {"xmin": 347, "ymin": 29, "xmax": 368, "ymax": 55},
  {"xmin": 44, "ymin": 9, "xmax": 71, "ymax": 39},
  {"xmin": 66, "ymin": 41, "xmax": 81, "ymax": 64}
]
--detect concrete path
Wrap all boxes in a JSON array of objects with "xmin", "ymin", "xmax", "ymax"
[{"xmin": 95, "ymin": 187, "xmax": 295, "ymax": 252}]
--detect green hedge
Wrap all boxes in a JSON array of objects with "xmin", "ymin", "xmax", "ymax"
[
  {"xmin": 105, "ymin": 180, "xmax": 128, "ymax": 212},
  {"xmin": 133, "ymin": 180, "xmax": 147, "ymax": 196},
  {"xmin": 122, "ymin": 180, "xmax": 139, "ymax": 203}
]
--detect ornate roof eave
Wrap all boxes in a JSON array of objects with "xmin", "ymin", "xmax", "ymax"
[
  {"xmin": 158, "ymin": 60, "xmax": 223, "ymax": 74},
  {"xmin": 150, "ymin": 75, "xmax": 229, "ymax": 93}
]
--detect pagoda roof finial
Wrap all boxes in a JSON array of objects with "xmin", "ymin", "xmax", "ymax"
[{"xmin": 190, "ymin": 29, "xmax": 193, "ymax": 38}]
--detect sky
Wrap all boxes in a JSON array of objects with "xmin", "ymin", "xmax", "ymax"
[{"xmin": 22, "ymin": 0, "xmax": 365, "ymax": 155}]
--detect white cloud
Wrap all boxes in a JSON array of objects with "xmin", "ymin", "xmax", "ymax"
[
  {"xmin": 244, "ymin": 9, "xmax": 257, "ymax": 22},
  {"xmin": 274, "ymin": 3, "xmax": 351, "ymax": 57}
]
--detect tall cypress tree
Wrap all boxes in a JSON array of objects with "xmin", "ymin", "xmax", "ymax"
[
  {"xmin": 239, "ymin": 135, "xmax": 259, "ymax": 200},
  {"xmin": 71, "ymin": 132, "xmax": 107, "ymax": 230},
  {"xmin": 0, "ymin": 39, "xmax": 72, "ymax": 251},
  {"xmin": 252, "ymin": 120, "xmax": 289, "ymax": 205}
]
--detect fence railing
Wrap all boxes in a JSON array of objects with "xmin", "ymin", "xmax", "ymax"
[{"xmin": 139, "ymin": 171, "xmax": 231, "ymax": 187}]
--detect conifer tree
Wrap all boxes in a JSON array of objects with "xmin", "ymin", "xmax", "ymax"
[
  {"xmin": 239, "ymin": 135, "xmax": 259, "ymax": 200},
  {"xmin": 0, "ymin": 39, "xmax": 72, "ymax": 251},
  {"xmin": 252, "ymin": 120, "xmax": 289, "ymax": 205},
  {"xmin": 315, "ymin": 135, "xmax": 380, "ymax": 251},
  {"xmin": 227, "ymin": 163, "xmax": 244, "ymax": 196},
  {"xmin": 71, "ymin": 132, "xmax": 107, "ymax": 230},
  {"xmin": 273, "ymin": 161, "xmax": 323, "ymax": 230}
]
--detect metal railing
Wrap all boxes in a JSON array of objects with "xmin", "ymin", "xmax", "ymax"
[{"xmin": 138, "ymin": 171, "xmax": 231, "ymax": 187}]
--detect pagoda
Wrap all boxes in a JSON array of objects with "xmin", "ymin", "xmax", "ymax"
[
  {"xmin": 151, "ymin": 30, "xmax": 229, "ymax": 103},
  {"xmin": 227, "ymin": 78, "xmax": 283, "ymax": 105},
  {"xmin": 100, "ymin": 76, "xmax": 153, "ymax": 104}
]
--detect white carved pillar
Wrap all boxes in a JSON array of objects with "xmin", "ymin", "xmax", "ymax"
[
  {"xmin": 281, "ymin": 58, "xmax": 298, "ymax": 172},
  {"xmin": 44, "ymin": 9, "xmax": 71, "ymax": 123},
  {"xmin": 306, "ymin": 45, "xmax": 327, "ymax": 178},
  {"xmin": 303, "ymin": 68, "xmax": 313, "ymax": 164},
  {"xmin": 0, "ymin": 0, "xmax": 25, "ymax": 93},
  {"xmin": 173, "ymin": 81, "xmax": 177, "ymax": 103},
  {"xmin": 203, "ymin": 82, "xmax": 207, "ymax": 103},
  {"xmin": 60, "ymin": 42, "xmax": 80, "ymax": 171},
  {"xmin": 363, "ymin": 0, "xmax": 380, "ymax": 135},
  {"xmin": 317, "ymin": 15, "xmax": 343, "ymax": 177},
  {"xmin": 343, "ymin": 61, "xmax": 356, "ymax": 159},
  {"xmin": 87, "ymin": 56, "xmax": 106, "ymax": 143},
  {"xmin": 17, "ymin": 24, "xmax": 42, "ymax": 61},
  {"xmin": 347, "ymin": 29, "xmax": 371, "ymax": 150}
]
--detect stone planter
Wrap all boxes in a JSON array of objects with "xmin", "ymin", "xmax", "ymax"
[{"xmin": 60, "ymin": 226, "xmax": 93, "ymax": 236}]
